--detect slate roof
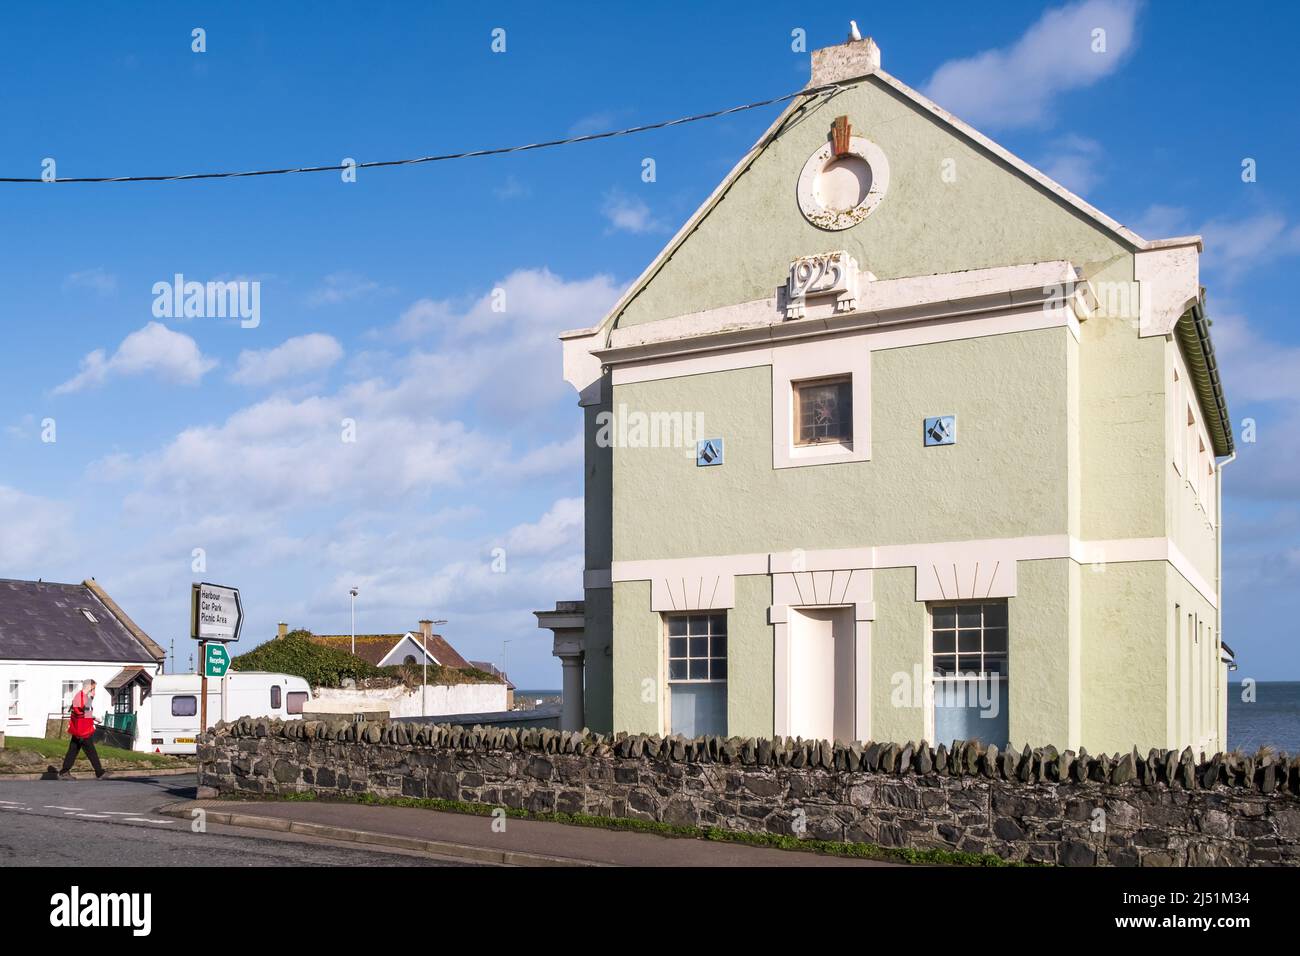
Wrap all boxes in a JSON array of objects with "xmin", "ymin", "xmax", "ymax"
[
  {"xmin": 105, "ymin": 666, "xmax": 152, "ymax": 690},
  {"xmin": 0, "ymin": 578, "xmax": 165, "ymax": 664},
  {"xmin": 469, "ymin": 661, "xmax": 515, "ymax": 689},
  {"xmin": 308, "ymin": 631, "xmax": 473, "ymax": 670}
]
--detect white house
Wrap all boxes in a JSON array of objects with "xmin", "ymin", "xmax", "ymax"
[{"xmin": 0, "ymin": 578, "xmax": 166, "ymax": 747}]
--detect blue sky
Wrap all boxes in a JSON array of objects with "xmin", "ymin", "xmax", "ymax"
[{"xmin": 0, "ymin": 1, "xmax": 1296, "ymax": 686}]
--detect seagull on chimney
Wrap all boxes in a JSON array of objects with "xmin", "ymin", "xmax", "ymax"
[{"xmin": 848, "ymin": 20, "xmax": 863, "ymax": 41}]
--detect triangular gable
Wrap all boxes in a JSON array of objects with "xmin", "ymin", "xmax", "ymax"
[
  {"xmin": 377, "ymin": 633, "xmax": 441, "ymax": 668},
  {"xmin": 582, "ymin": 41, "xmax": 1182, "ymax": 346}
]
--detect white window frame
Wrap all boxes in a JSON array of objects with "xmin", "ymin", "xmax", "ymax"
[
  {"xmin": 926, "ymin": 600, "xmax": 1009, "ymax": 744},
  {"xmin": 1171, "ymin": 369, "xmax": 1183, "ymax": 476},
  {"xmin": 1206, "ymin": 456, "xmax": 1216, "ymax": 526},
  {"xmin": 60, "ymin": 680, "xmax": 78, "ymax": 715},
  {"xmin": 7, "ymin": 679, "xmax": 20, "ymax": 719},
  {"xmin": 929, "ymin": 601, "xmax": 1009, "ymax": 680},
  {"xmin": 793, "ymin": 375, "xmax": 854, "ymax": 447},
  {"xmin": 772, "ymin": 337, "xmax": 871, "ymax": 469},
  {"xmin": 663, "ymin": 611, "xmax": 728, "ymax": 737}
]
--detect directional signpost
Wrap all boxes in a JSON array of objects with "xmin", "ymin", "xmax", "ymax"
[
  {"xmin": 192, "ymin": 582, "xmax": 243, "ymax": 644},
  {"xmin": 191, "ymin": 583, "xmax": 243, "ymax": 734},
  {"xmin": 204, "ymin": 643, "xmax": 231, "ymax": 678}
]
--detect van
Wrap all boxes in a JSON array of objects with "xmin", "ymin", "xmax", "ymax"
[{"xmin": 149, "ymin": 671, "xmax": 310, "ymax": 755}]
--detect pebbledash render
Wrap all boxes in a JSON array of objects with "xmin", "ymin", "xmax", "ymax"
[{"xmin": 536, "ymin": 35, "xmax": 1234, "ymax": 758}]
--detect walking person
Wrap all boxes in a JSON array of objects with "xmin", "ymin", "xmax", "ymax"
[{"xmin": 57, "ymin": 679, "xmax": 108, "ymax": 780}]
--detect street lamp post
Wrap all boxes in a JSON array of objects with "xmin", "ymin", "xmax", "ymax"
[{"xmin": 349, "ymin": 587, "xmax": 359, "ymax": 656}]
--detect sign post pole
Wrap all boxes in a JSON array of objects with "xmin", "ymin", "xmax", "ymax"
[{"xmin": 199, "ymin": 640, "xmax": 208, "ymax": 734}]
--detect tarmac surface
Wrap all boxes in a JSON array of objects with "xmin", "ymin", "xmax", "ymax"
[
  {"xmin": 1, "ymin": 772, "xmax": 896, "ymax": 867},
  {"xmin": 0, "ymin": 774, "xmax": 451, "ymax": 866}
]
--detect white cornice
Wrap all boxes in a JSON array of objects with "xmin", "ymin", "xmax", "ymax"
[
  {"xmin": 602, "ymin": 533, "xmax": 1218, "ymax": 609},
  {"xmin": 595, "ymin": 260, "xmax": 1087, "ymax": 369}
]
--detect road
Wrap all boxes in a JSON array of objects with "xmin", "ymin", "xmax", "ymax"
[{"xmin": 0, "ymin": 774, "xmax": 456, "ymax": 866}]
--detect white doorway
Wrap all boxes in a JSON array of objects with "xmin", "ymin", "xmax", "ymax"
[{"xmin": 787, "ymin": 606, "xmax": 855, "ymax": 742}]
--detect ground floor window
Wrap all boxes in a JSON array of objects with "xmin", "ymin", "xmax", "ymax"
[
  {"xmin": 931, "ymin": 601, "xmax": 1009, "ymax": 747},
  {"xmin": 61, "ymin": 680, "xmax": 78, "ymax": 715},
  {"xmin": 7, "ymin": 680, "xmax": 20, "ymax": 718},
  {"xmin": 665, "ymin": 611, "xmax": 727, "ymax": 737}
]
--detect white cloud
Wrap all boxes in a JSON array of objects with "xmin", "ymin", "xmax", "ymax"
[
  {"xmin": 1199, "ymin": 212, "xmax": 1300, "ymax": 282},
  {"xmin": 374, "ymin": 268, "xmax": 621, "ymax": 421},
  {"xmin": 1213, "ymin": 309, "xmax": 1300, "ymax": 406},
  {"xmin": 1038, "ymin": 134, "xmax": 1103, "ymax": 195},
  {"xmin": 1130, "ymin": 203, "xmax": 1189, "ymax": 239},
  {"xmin": 231, "ymin": 333, "xmax": 344, "ymax": 387},
  {"xmin": 63, "ymin": 267, "xmax": 118, "ymax": 297},
  {"xmin": 54, "ymin": 322, "xmax": 217, "ymax": 395},
  {"xmin": 494, "ymin": 176, "xmax": 531, "ymax": 201},
  {"xmin": 601, "ymin": 191, "xmax": 666, "ymax": 234},
  {"xmin": 307, "ymin": 271, "xmax": 385, "ymax": 306},
  {"xmin": 569, "ymin": 111, "xmax": 620, "ymax": 136},
  {"xmin": 98, "ymin": 269, "xmax": 616, "ymax": 517},
  {"xmin": 499, "ymin": 497, "xmax": 584, "ymax": 557},
  {"xmin": 4, "ymin": 413, "xmax": 37, "ymax": 440},
  {"xmin": 925, "ymin": 0, "xmax": 1139, "ymax": 129},
  {"xmin": 1125, "ymin": 206, "xmax": 1300, "ymax": 280},
  {"xmin": 513, "ymin": 432, "xmax": 584, "ymax": 478},
  {"xmin": 97, "ymin": 388, "xmax": 505, "ymax": 516},
  {"xmin": 1207, "ymin": 307, "xmax": 1300, "ymax": 503},
  {"xmin": 0, "ymin": 485, "xmax": 76, "ymax": 571},
  {"xmin": 387, "ymin": 298, "xmax": 456, "ymax": 341}
]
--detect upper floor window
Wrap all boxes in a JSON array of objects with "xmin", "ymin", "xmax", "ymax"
[{"xmin": 795, "ymin": 376, "xmax": 853, "ymax": 446}]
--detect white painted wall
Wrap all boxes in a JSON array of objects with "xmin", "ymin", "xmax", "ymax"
[
  {"xmin": 1, "ymin": 659, "xmax": 160, "ymax": 741},
  {"xmin": 309, "ymin": 682, "xmax": 508, "ymax": 718}
]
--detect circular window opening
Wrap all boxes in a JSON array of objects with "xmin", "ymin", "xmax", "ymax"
[
  {"xmin": 815, "ymin": 155, "xmax": 872, "ymax": 212},
  {"xmin": 403, "ymin": 655, "xmax": 417, "ymax": 665}
]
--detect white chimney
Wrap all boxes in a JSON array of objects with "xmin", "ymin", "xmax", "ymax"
[{"xmin": 810, "ymin": 34, "xmax": 882, "ymax": 87}]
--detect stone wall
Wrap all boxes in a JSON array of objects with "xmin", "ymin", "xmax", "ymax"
[{"xmin": 199, "ymin": 719, "xmax": 1300, "ymax": 866}]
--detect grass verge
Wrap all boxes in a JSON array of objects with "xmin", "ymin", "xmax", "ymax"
[
  {"xmin": 218, "ymin": 788, "xmax": 1023, "ymax": 866},
  {"xmin": 2, "ymin": 736, "xmax": 186, "ymax": 767}
]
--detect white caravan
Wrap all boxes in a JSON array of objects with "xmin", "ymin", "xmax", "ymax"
[{"xmin": 149, "ymin": 671, "xmax": 310, "ymax": 755}]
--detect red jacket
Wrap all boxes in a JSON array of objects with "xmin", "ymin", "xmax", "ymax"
[{"xmin": 68, "ymin": 690, "xmax": 96, "ymax": 739}]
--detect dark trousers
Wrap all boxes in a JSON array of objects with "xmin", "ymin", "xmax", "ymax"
[{"xmin": 59, "ymin": 735, "xmax": 104, "ymax": 776}]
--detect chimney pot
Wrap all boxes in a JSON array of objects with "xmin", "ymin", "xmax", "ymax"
[{"xmin": 810, "ymin": 36, "xmax": 881, "ymax": 87}]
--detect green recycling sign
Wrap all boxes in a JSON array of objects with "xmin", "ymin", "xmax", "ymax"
[{"xmin": 204, "ymin": 643, "xmax": 231, "ymax": 678}]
